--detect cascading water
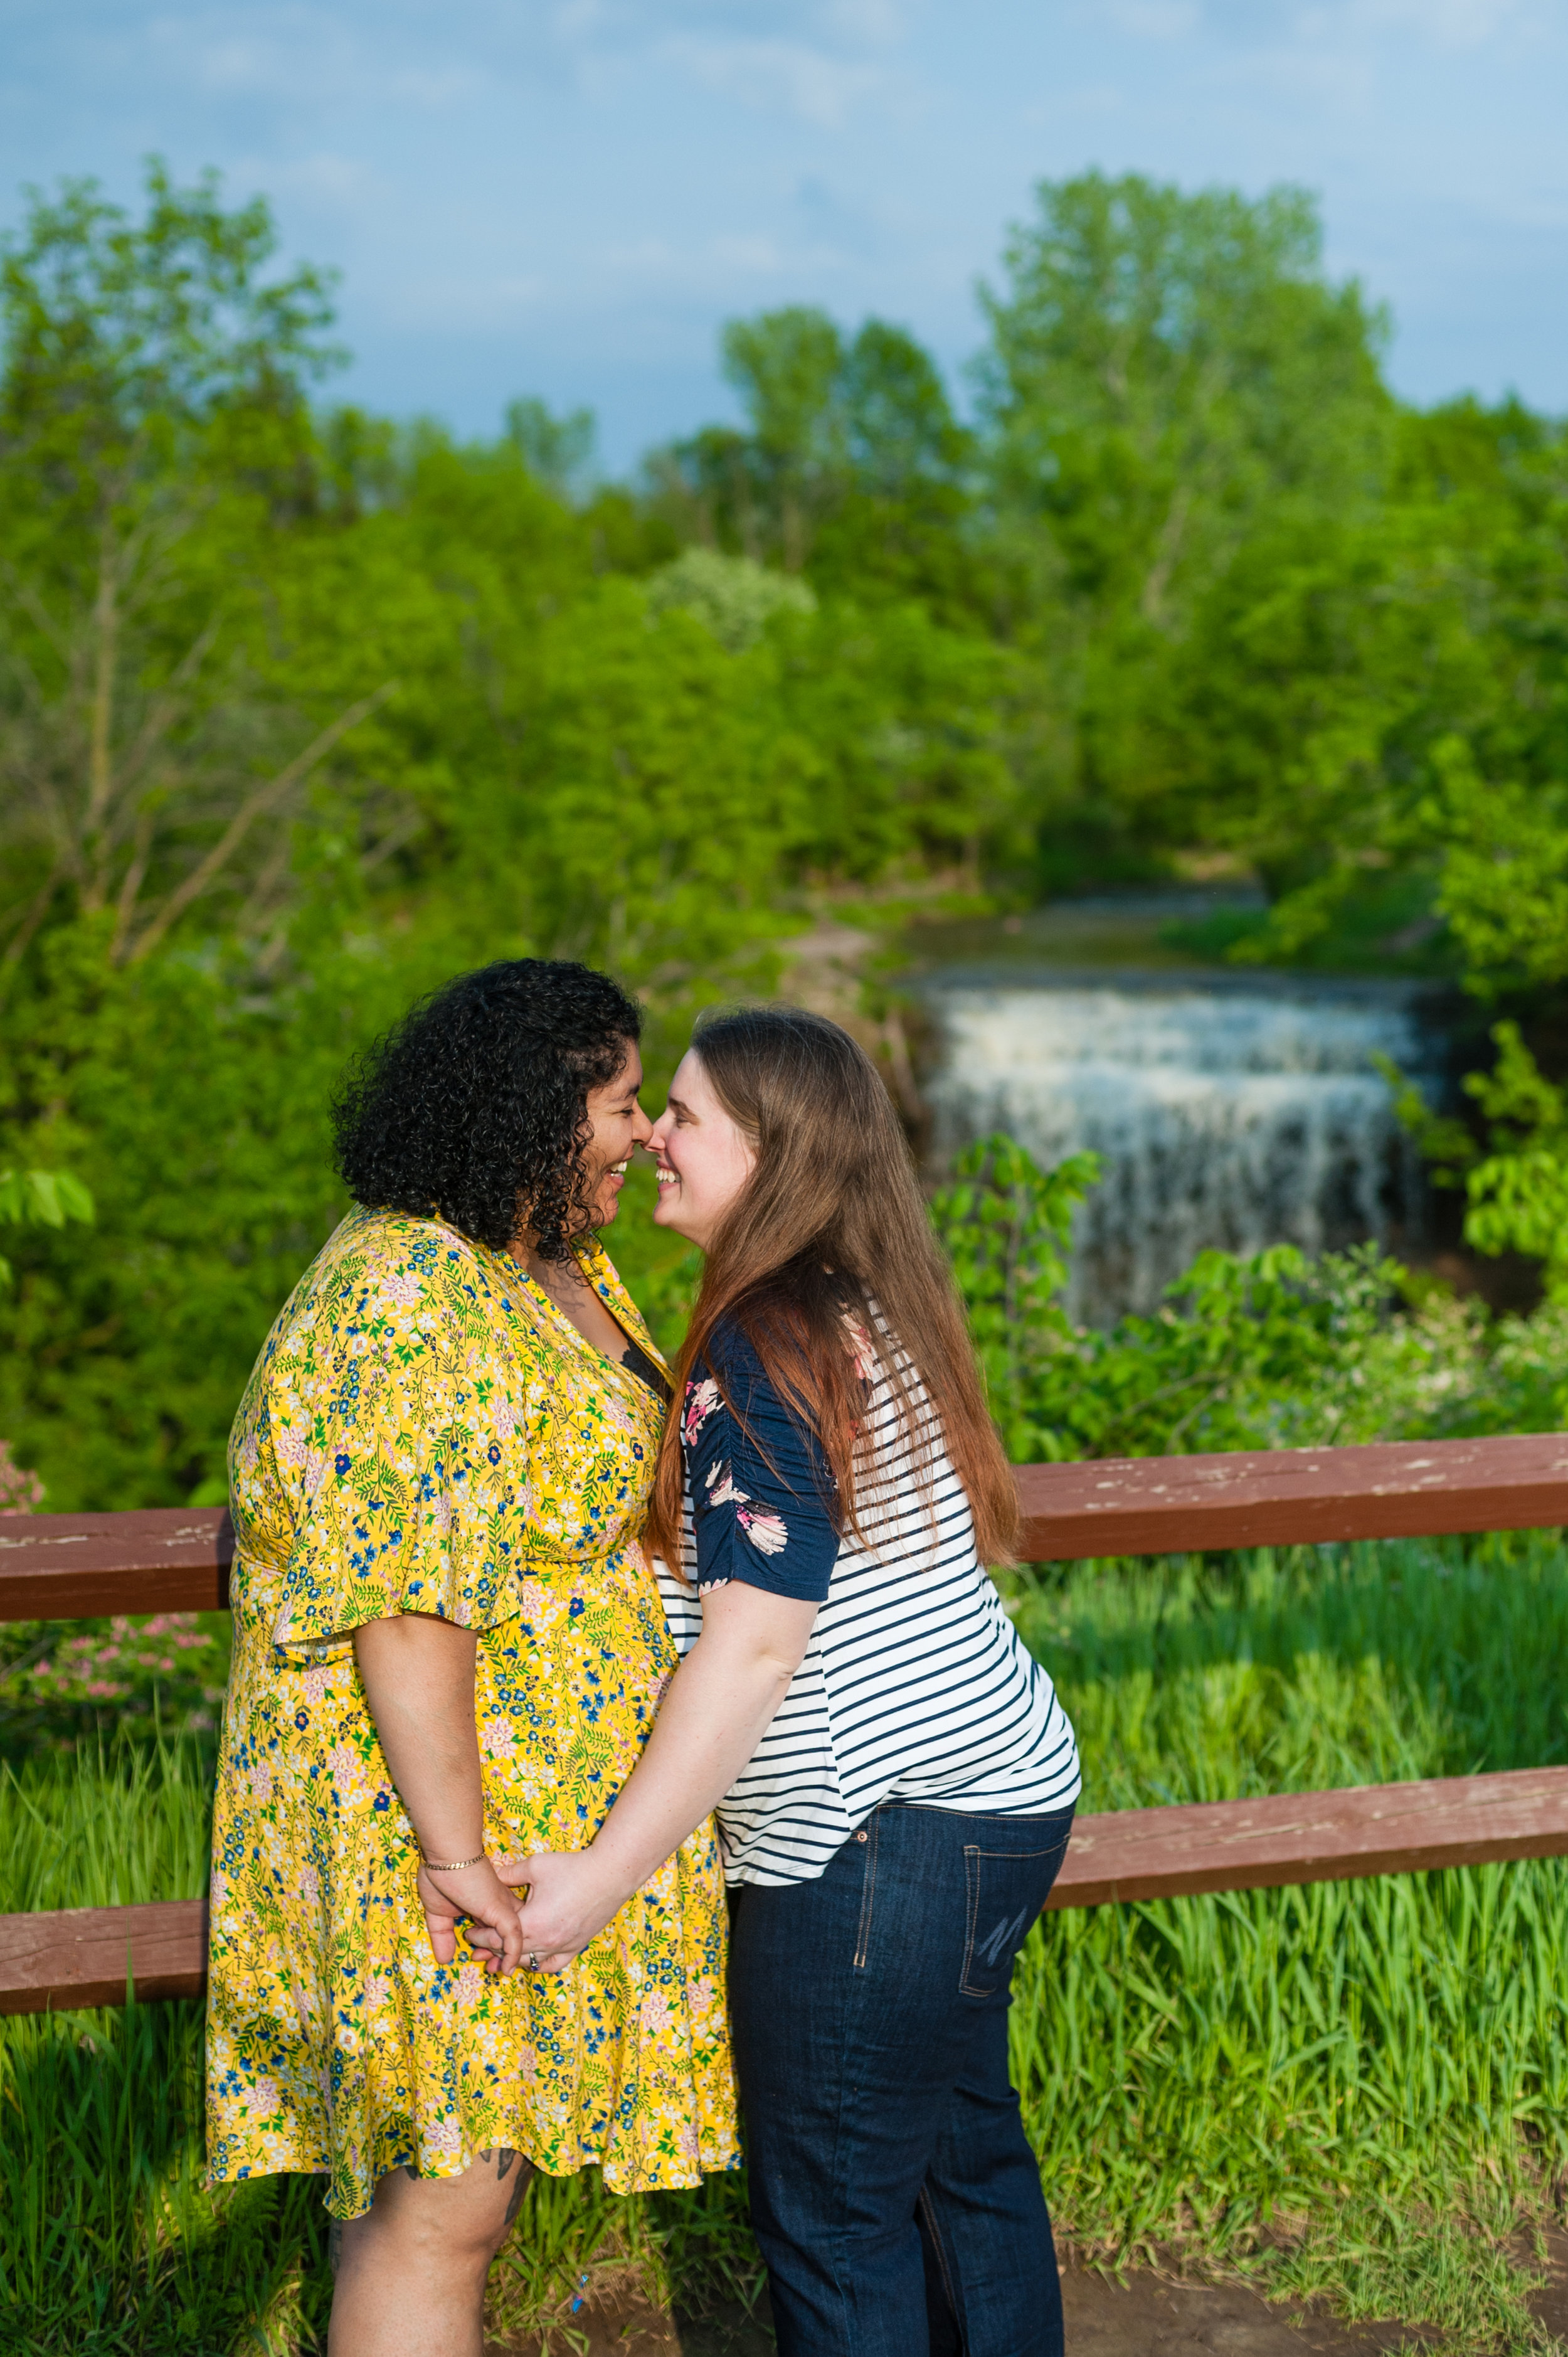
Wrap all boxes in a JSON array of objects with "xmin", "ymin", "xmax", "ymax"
[{"xmin": 923, "ymin": 972, "xmax": 1450, "ymax": 1324}]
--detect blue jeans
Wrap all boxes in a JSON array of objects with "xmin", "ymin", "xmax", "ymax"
[{"xmin": 726, "ymin": 1798, "xmax": 1076, "ymax": 2357}]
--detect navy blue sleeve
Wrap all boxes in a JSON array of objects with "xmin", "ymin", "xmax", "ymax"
[{"xmin": 680, "ymin": 1319, "xmax": 839, "ymax": 1602}]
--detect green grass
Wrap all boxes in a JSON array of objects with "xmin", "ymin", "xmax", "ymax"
[
  {"xmin": 8, "ymin": 1535, "xmax": 1568, "ymax": 2349},
  {"xmin": 1009, "ymin": 1532, "xmax": 1568, "ymax": 2351}
]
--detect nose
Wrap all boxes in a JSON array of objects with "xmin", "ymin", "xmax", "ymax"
[
  {"xmin": 646, "ymin": 1105, "xmax": 673, "ymax": 1153},
  {"xmin": 630, "ymin": 1100, "xmax": 655, "ymax": 1146}
]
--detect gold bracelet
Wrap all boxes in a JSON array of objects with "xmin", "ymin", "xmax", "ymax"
[{"xmin": 420, "ymin": 1849, "xmax": 486, "ymax": 1873}]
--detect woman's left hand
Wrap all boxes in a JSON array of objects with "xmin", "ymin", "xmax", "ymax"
[{"xmin": 474, "ymin": 1850, "xmax": 629, "ymax": 1971}]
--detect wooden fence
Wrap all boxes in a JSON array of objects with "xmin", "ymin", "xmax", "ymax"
[{"xmin": 6, "ymin": 1430, "xmax": 1568, "ymax": 2016}]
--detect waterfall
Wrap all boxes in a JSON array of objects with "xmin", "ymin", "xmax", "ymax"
[{"xmin": 923, "ymin": 973, "xmax": 1449, "ymax": 1323}]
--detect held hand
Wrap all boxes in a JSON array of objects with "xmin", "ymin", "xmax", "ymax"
[
  {"xmin": 490, "ymin": 1850, "xmax": 630, "ymax": 1971},
  {"xmin": 415, "ymin": 1858, "xmax": 526, "ymax": 1976}
]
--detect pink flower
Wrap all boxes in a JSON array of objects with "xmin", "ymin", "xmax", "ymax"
[
  {"xmin": 516, "ymin": 1578, "xmax": 562, "ymax": 1631},
  {"xmin": 272, "ymin": 1425, "xmax": 309, "ymax": 1474},
  {"xmin": 250, "ymin": 2077, "xmax": 283, "ymax": 2118},
  {"xmin": 425, "ymin": 2119, "xmax": 464, "ymax": 2156},
  {"xmin": 685, "ymin": 1975, "xmax": 716, "ymax": 2023},
  {"xmin": 641, "ymin": 1987, "xmax": 674, "ymax": 2039},
  {"xmin": 479, "ymin": 1717, "xmax": 516, "ymax": 1760},
  {"xmin": 0, "ymin": 1439, "xmax": 44, "ymax": 1515},
  {"xmin": 682, "ymin": 1378, "xmax": 721, "ymax": 1446},
  {"xmin": 737, "ymin": 1508, "xmax": 788, "ymax": 1556},
  {"xmin": 703, "ymin": 1461, "xmax": 748, "ymax": 1510},
  {"xmin": 331, "ymin": 1743, "xmax": 372, "ymax": 1806},
  {"xmin": 457, "ymin": 1964, "xmax": 484, "ymax": 2006}
]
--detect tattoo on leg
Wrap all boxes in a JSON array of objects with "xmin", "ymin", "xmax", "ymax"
[{"xmin": 474, "ymin": 2146, "xmax": 531, "ymax": 2222}]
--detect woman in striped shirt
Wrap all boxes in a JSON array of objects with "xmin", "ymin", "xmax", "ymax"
[{"xmin": 503, "ymin": 1007, "xmax": 1080, "ymax": 2357}]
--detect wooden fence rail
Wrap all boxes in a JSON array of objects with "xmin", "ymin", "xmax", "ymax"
[
  {"xmin": 6, "ymin": 1432, "xmax": 1568, "ymax": 1624},
  {"xmin": 4, "ymin": 1430, "xmax": 1568, "ymax": 2014},
  {"xmin": 9, "ymin": 1765, "xmax": 1568, "ymax": 2017}
]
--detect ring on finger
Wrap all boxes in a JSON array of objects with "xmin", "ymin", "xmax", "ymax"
[{"xmin": 527, "ymin": 1951, "xmax": 540, "ymax": 1970}]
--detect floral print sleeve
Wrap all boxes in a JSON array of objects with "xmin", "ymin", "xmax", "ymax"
[
  {"xmin": 682, "ymin": 1320, "xmax": 839, "ymax": 1602},
  {"xmin": 231, "ymin": 1225, "xmax": 541, "ymax": 1656}
]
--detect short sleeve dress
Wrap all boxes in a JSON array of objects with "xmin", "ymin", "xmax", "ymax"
[{"xmin": 205, "ymin": 1208, "xmax": 739, "ymax": 2220}]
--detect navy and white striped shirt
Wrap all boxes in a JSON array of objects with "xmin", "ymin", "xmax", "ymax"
[{"xmin": 655, "ymin": 1315, "xmax": 1081, "ymax": 1887}]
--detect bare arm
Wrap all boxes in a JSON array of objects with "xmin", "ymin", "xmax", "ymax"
[
  {"xmin": 492, "ymin": 1582, "xmax": 818, "ymax": 1961},
  {"xmin": 353, "ymin": 1613, "xmax": 527, "ymax": 1976}
]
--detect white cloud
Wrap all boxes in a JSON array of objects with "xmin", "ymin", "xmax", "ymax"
[
  {"xmin": 664, "ymin": 32, "xmax": 889, "ymax": 125},
  {"xmin": 1096, "ymin": 0, "xmax": 1544, "ymax": 53},
  {"xmin": 820, "ymin": 0, "xmax": 908, "ymax": 43},
  {"xmin": 1098, "ymin": 1, "xmax": 1202, "ymax": 36},
  {"xmin": 597, "ymin": 227, "xmax": 848, "ymax": 290},
  {"xmin": 382, "ymin": 269, "xmax": 549, "ymax": 329},
  {"xmin": 147, "ymin": 6, "xmax": 372, "ymax": 103},
  {"xmin": 386, "ymin": 64, "xmax": 484, "ymax": 107},
  {"xmin": 269, "ymin": 150, "xmax": 381, "ymax": 202},
  {"xmin": 1342, "ymin": 0, "xmax": 1528, "ymax": 46}
]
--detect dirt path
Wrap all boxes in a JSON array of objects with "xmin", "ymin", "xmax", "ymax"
[
  {"xmin": 495, "ymin": 2265, "xmax": 1441, "ymax": 2354},
  {"xmin": 497, "ymin": 2226, "xmax": 1568, "ymax": 2354}
]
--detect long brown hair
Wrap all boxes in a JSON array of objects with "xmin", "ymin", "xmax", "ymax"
[{"xmin": 644, "ymin": 1006, "xmax": 1019, "ymax": 1568}]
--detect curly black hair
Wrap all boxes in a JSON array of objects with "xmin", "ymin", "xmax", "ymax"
[{"xmin": 332, "ymin": 959, "xmax": 642, "ymax": 1261}]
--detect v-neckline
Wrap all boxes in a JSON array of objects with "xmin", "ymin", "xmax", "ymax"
[{"xmin": 509, "ymin": 1242, "xmax": 665, "ymax": 1395}]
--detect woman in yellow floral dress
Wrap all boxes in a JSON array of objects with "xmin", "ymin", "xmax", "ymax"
[{"xmin": 206, "ymin": 959, "xmax": 738, "ymax": 2356}]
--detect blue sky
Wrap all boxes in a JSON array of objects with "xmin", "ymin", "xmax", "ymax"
[{"xmin": 3, "ymin": 1, "xmax": 1565, "ymax": 469}]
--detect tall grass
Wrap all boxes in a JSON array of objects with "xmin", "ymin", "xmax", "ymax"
[
  {"xmin": 0, "ymin": 1733, "xmax": 215, "ymax": 1914},
  {"xmin": 6, "ymin": 1536, "xmax": 1568, "ymax": 2349},
  {"xmin": 1010, "ymin": 1532, "xmax": 1568, "ymax": 2350},
  {"xmin": 0, "ymin": 1740, "xmax": 323, "ymax": 2354}
]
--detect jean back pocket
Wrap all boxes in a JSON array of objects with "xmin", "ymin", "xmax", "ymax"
[{"xmin": 960, "ymin": 1836, "xmax": 1071, "ymax": 1998}]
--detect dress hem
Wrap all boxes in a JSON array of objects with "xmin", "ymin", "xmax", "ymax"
[{"xmin": 205, "ymin": 2140, "xmax": 745, "ymax": 2221}]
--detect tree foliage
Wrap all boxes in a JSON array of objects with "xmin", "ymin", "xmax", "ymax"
[{"xmin": 6, "ymin": 157, "xmax": 1568, "ymax": 1505}]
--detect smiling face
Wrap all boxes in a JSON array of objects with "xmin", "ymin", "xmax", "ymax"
[
  {"xmin": 647, "ymin": 1048, "xmax": 758, "ymax": 1250},
  {"xmin": 582, "ymin": 1043, "xmax": 653, "ymax": 1229}
]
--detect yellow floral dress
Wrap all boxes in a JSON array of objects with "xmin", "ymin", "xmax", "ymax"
[{"xmin": 206, "ymin": 1208, "xmax": 738, "ymax": 2220}]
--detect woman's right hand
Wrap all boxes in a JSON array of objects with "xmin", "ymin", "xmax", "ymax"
[{"xmin": 416, "ymin": 1858, "xmax": 527, "ymax": 1976}]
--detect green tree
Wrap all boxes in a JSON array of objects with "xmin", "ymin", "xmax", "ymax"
[
  {"xmin": 0, "ymin": 1164, "xmax": 93, "ymax": 1288},
  {"xmin": 0, "ymin": 161, "xmax": 398, "ymax": 972},
  {"xmin": 1167, "ymin": 398, "xmax": 1568, "ymax": 937},
  {"xmin": 975, "ymin": 171, "xmax": 1393, "ymax": 866},
  {"xmin": 651, "ymin": 309, "xmax": 982, "ymax": 616},
  {"xmin": 721, "ymin": 306, "xmax": 845, "ymax": 571},
  {"xmin": 504, "ymin": 395, "xmax": 597, "ymax": 501}
]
